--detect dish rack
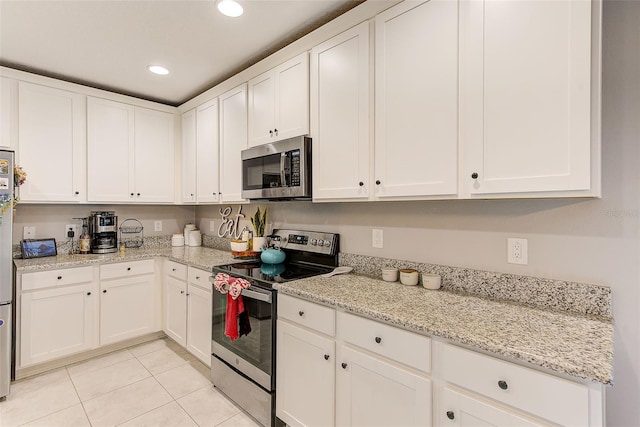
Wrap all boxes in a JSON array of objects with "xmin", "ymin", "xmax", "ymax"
[{"xmin": 119, "ymin": 218, "xmax": 144, "ymax": 248}]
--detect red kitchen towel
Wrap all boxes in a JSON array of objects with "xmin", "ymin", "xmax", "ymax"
[{"xmin": 225, "ymin": 293, "xmax": 245, "ymax": 341}]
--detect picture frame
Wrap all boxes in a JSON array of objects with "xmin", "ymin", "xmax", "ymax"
[{"xmin": 21, "ymin": 238, "xmax": 57, "ymax": 259}]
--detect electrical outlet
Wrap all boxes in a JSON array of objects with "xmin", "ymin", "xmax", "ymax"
[
  {"xmin": 23, "ymin": 226, "xmax": 36, "ymax": 239},
  {"xmin": 154, "ymin": 221, "xmax": 162, "ymax": 232},
  {"xmin": 372, "ymin": 228, "xmax": 383, "ymax": 248},
  {"xmin": 66, "ymin": 224, "xmax": 77, "ymax": 238},
  {"xmin": 210, "ymin": 220, "xmax": 216, "ymax": 232},
  {"xmin": 507, "ymin": 238, "xmax": 528, "ymax": 265}
]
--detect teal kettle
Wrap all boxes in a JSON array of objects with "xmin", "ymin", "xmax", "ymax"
[{"xmin": 260, "ymin": 248, "xmax": 286, "ymax": 264}]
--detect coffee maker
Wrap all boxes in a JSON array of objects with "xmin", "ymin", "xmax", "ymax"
[{"xmin": 89, "ymin": 211, "xmax": 118, "ymax": 253}]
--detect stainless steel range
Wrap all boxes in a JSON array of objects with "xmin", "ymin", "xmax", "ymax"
[{"xmin": 209, "ymin": 229, "xmax": 339, "ymax": 427}]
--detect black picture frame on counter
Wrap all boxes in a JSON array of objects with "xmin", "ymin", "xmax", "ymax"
[{"xmin": 21, "ymin": 238, "xmax": 57, "ymax": 259}]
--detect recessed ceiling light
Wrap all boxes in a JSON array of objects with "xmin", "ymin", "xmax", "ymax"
[
  {"xmin": 147, "ymin": 65, "xmax": 169, "ymax": 75},
  {"xmin": 217, "ymin": 0, "xmax": 243, "ymax": 17}
]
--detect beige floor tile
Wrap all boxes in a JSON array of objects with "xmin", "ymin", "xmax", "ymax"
[
  {"xmin": 83, "ymin": 377, "xmax": 172, "ymax": 427},
  {"xmin": 8, "ymin": 368, "xmax": 69, "ymax": 396},
  {"xmin": 177, "ymin": 387, "xmax": 241, "ymax": 427},
  {"xmin": 137, "ymin": 347, "xmax": 193, "ymax": 375},
  {"xmin": 129, "ymin": 339, "xmax": 170, "ymax": 357},
  {"xmin": 67, "ymin": 349, "xmax": 134, "ymax": 378},
  {"xmin": 0, "ymin": 375, "xmax": 80, "ymax": 427},
  {"xmin": 217, "ymin": 411, "xmax": 262, "ymax": 427},
  {"xmin": 21, "ymin": 403, "xmax": 91, "ymax": 427},
  {"xmin": 71, "ymin": 357, "xmax": 151, "ymax": 401},
  {"xmin": 118, "ymin": 401, "xmax": 198, "ymax": 427},
  {"xmin": 154, "ymin": 363, "xmax": 212, "ymax": 399}
]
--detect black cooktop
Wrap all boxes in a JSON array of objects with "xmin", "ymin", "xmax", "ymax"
[{"xmin": 212, "ymin": 261, "xmax": 333, "ymax": 289}]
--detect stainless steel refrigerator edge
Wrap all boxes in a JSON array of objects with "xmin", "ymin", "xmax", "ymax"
[{"xmin": 0, "ymin": 148, "xmax": 14, "ymax": 400}]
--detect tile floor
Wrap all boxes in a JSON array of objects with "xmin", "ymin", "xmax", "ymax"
[{"xmin": 0, "ymin": 338, "xmax": 261, "ymax": 427}]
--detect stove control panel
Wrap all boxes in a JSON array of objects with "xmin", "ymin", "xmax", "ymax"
[{"xmin": 269, "ymin": 229, "xmax": 339, "ymax": 256}]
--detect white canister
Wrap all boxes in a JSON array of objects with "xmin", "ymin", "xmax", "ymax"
[
  {"xmin": 399, "ymin": 269, "xmax": 419, "ymax": 286},
  {"xmin": 184, "ymin": 224, "xmax": 196, "ymax": 242},
  {"xmin": 381, "ymin": 267, "xmax": 399, "ymax": 282},
  {"xmin": 171, "ymin": 233, "xmax": 185, "ymax": 247},
  {"xmin": 188, "ymin": 229, "xmax": 202, "ymax": 247},
  {"xmin": 422, "ymin": 273, "xmax": 441, "ymax": 290}
]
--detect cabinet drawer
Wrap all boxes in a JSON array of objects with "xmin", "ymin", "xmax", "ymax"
[
  {"xmin": 278, "ymin": 293, "xmax": 335, "ymax": 337},
  {"xmin": 21, "ymin": 266, "xmax": 94, "ymax": 291},
  {"xmin": 337, "ymin": 311, "xmax": 431, "ymax": 373},
  {"xmin": 100, "ymin": 259, "xmax": 155, "ymax": 280},
  {"xmin": 439, "ymin": 343, "xmax": 589, "ymax": 426},
  {"xmin": 188, "ymin": 267, "xmax": 210, "ymax": 289},
  {"xmin": 166, "ymin": 260, "xmax": 187, "ymax": 280}
]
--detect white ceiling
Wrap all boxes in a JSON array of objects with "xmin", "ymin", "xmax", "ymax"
[{"xmin": 0, "ymin": 0, "xmax": 360, "ymax": 106}]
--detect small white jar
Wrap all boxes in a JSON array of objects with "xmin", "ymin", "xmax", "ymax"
[
  {"xmin": 399, "ymin": 269, "xmax": 419, "ymax": 286},
  {"xmin": 171, "ymin": 234, "xmax": 185, "ymax": 247},
  {"xmin": 381, "ymin": 267, "xmax": 398, "ymax": 282},
  {"xmin": 422, "ymin": 273, "xmax": 441, "ymax": 290}
]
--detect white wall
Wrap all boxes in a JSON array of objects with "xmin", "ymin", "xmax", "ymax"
[
  {"xmin": 198, "ymin": 1, "xmax": 640, "ymax": 424},
  {"xmin": 12, "ymin": 204, "xmax": 196, "ymax": 244}
]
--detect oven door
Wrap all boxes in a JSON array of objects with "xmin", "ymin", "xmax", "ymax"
[{"xmin": 211, "ymin": 285, "xmax": 275, "ymax": 391}]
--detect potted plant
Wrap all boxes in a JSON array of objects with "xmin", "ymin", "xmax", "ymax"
[{"xmin": 250, "ymin": 207, "xmax": 268, "ymax": 251}]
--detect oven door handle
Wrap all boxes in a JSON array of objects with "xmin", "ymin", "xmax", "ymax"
[{"xmin": 241, "ymin": 288, "xmax": 272, "ymax": 303}]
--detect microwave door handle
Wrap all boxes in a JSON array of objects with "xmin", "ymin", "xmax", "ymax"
[{"xmin": 280, "ymin": 153, "xmax": 287, "ymax": 187}]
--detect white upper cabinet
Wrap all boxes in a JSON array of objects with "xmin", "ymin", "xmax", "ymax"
[
  {"xmin": 219, "ymin": 84, "xmax": 248, "ymax": 203},
  {"xmin": 87, "ymin": 97, "xmax": 175, "ymax": 203},
  {"xmin": 460, "ymin": 0, "xmax": 598, "ymax": 197},
  {"xmin": 248, "ymin": 52, "xmax": 309, "ymax": 147},
  {"xmin": 1, "ymin": 77, "xmax": 16, "ymax": 149},
  {"xmin": 17, "ymin": 82, "xmax": 86, "ymax": 202},
  {"xmin": 375, "ymin": 0, "xmax": 459, "ymax": 199},
  {"xmin": 196, "ymin": 99, "xmax": 220, "ymax": 203},
  {"xmin": 311, "ymin": 22, "xmax": 371, "ymax": 201},
  {"xmin": 181, "ymin": 109, "xmax": 197, "ymax": 203}
]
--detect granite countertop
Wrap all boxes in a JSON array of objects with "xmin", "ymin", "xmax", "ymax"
[
  {"xmin": 13, "ymin": 246, "xmax": 236, "ymax": 272},
  {"xmin": 276, "ymin": 274, "xmax": 614, "ymax": 385}
]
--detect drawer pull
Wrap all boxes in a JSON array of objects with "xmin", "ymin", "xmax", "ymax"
[
  {"xmin": 87, "ymin": 292, "xmax": 91, "ymax": 296},
  {"xmin": 341, "ymin": 362, "xmax": 348, "ymax": 369},
  {"xmin": 172, "ymin": 268, "xmax": 176, "ymax": 272},
  {"xmin": 57, "ymin": 276, "xmax": 62, "ymax": 280},
  {"xmin": 324, "ymin": 354, "xmax": 330, "ymax": 361},
  {"xmin": 375, "ymin": 336, "xmax": 382, "ymax": 344},
  {"xmin": 446, "ymin": 411, "xmax": 455, "ymax": 420},
  {"xmin": 498, "ymin": 380, "xmax": 508, "ymax": 390},
  {"xmin": 127, "ymin": 267, "xmax": 131, "ymax": 271},
  {"xmin": 196, "ymin": 276, "xmax": 200, "ymax": 280},
  {"xmin": 298, "ymin": 310, "xmax": 304, "ymax": 317},
  {"xmin": 180, "ymin": 290, "xmax": 185, "ymax": 294},
  {"xmin": 102, "ymin": 290, "xmax": 107, "ymax": 293}
]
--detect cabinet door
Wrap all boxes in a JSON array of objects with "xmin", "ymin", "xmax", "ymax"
[
  {"xmin": 374, "ymin": 0, "xmax": 458, "ymax": 199},
  {"xmin": 438, "ymin": 387, "xmax": 544, "ymax": 427},
  {"xmin": 18, "ymin": 82, "xmax": 86, "ymax": 202},
  {"xmin": 461, "ymin": 0, "xmax": 594, "ymax": 195},
  {"xmin": 181, "ymin": 109, "xmax": 197, "ymax": 203},
  {"xmin": 134, "ymin": 107, "xmax": 176, "ymax": 202},
  {"xmin": 219, "ymin": 84, "xmax": 248, "ymax": 203},
  {"xmin": 164, "ymin": 276, "xmax": 187, "ymax": 346},
  {"xmin": 1, "ymin": 77, "xmax": 16, "ymax": 149},
  {"xmin": 87, "ymin": 97, "xmax": 134, "ymax": 202},
  {"xmin": 186, "ymin": 281, "xmax": 212, "ymax": 366},
  {"xmin": 196, "ymin": 98, "xmax": 220, "ymax": 203},
  {"xmin": 20, "ymin": 283, "xmax": 96, "ymax": 366},
  {"xmin": 248, "ymin": 71, "xmax": 276, "ymax": 147},
  {"xmin": 311, "ymin": 22, "xmax": 371, "ymax": 201},
  {"xmin": 100, "ymin": 274, "xmax": 156, "ymax": 345},
  {"xmin": 274, "ymin": 52, "xmax": 309, "ymax": 142},
  {"xmin": 336, "ymin": 346, "xmax": 432, "ymax": 427},
  {"xmin": 276, "ymin": 321, "xmax": 335, "ymax": 427}
]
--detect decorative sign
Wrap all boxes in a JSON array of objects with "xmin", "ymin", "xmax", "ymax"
[{"xmin": 218, "ymin": 205, "xmax": 248, "ymax": 239}]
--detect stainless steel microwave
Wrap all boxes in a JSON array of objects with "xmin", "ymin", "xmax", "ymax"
[{"xmin": 241, "ymin": 136, "xmax": 312, "ymax": 200}]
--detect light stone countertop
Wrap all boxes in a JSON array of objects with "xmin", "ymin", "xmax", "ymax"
[
  {"xmin": 13, "ymin": 246, "xmax": 236, "ymax": 272},
  {"xmin": 276, "ymin": 274, "xmax": 614, "ymax": 385}
]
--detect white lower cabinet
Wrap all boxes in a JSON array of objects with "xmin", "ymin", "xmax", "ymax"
[
  {"xmin": 163, "ymin": 261, "xmax": 212, "ymax": 366},
  {"xmin": 336, "ymin": 345, "xmax": 432, "ymax": 426},
  {"xmin": 99, "ymin": 260, "xmax": 158, "ymax": 346},
  {"xmin": 20, "ymin": 278, "xmax": 97, "ymax": 367}
]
